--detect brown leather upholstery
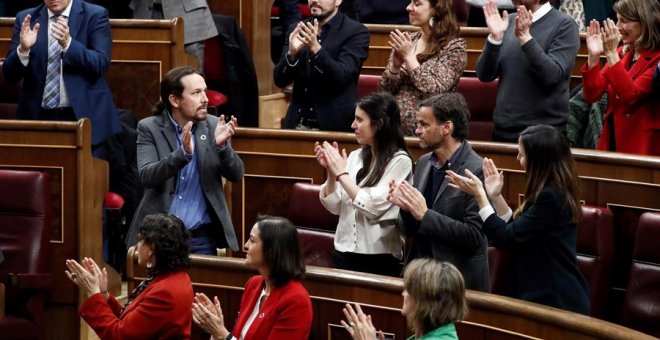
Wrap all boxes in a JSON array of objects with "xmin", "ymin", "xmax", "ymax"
[
  {"xmin": 297, "ymin": 227, "xmax": 335, "ymax": 268},
  {"xmin": 576, "ymin": 205, "xmax": 614, "ymax": 319},
  {"xmin": 0, "ymin": 169, "xmax": 53, "ymax": 339},
  {"xmin": 357, "ymin": 74, "xmax": 381, "ymax": 100},
  {"xmin": 0, "ymin": 61, "xmax": 21, "ymax": 120},
  {"xmin": 287, "ymin": 182, "xmax": 337, "ymax": 268},
  {"xmin": 286, "ymin": 182, "xmax": 338, "ymax": 233},
  {"xmin": 457, "ymin": 77, "xmax": 498, "ymax": 141},
  {"xmin": 620, "ymin": 212, "xmax": 660, "ymax": 337}
]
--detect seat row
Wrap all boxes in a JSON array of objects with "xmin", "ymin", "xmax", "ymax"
[{"xmin": 285, "ymin": 181, "xmax": 660, "ymax": 337}]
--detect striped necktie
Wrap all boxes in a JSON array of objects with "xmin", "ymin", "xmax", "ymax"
[{"xmin": 42, "ymin": 15, "xmax": 61, "ymax": 109}]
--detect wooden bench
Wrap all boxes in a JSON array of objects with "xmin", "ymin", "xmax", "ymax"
[
  {"xmin": 0, "ymin": 119, "xmax": 108, "ymax": 339},
  {"xmin": 127, "ymin": 249, "xmax": 654, "ymax": 339},
  {"xmin": 228, "ymin": 128, "xmax": 660, "ymax": 326}
]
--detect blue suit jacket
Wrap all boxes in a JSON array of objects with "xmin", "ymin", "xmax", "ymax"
[{"xmin": 3, "ymin": 0, "xmax": 121, "ymax": 146}]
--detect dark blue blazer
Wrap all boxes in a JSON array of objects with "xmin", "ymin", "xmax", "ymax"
[
  {"xmin": 273, "ymin": 12, "xmax": 369, "ymax": 132},
  {"xmin": 3, "ymin": 0, "xmax": 121, "ymax": 146},
  {"xmin": 484, "ymin": 186, "xmax": 590, "ymax": 315}
]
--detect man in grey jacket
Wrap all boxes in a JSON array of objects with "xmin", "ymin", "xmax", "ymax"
[
  {"xmin": 476, "ymin": 0, "xmax": 580, "ymax": 142},
  {"xmin": 130, "ymin": 0, "xmax": 217, "ymax": 69},
  {"xmin": 126, "ymin": 66, "xmax": 244, "ymax": 255},
  {"xmin": 389, "ymin": 93, "xmax": 490, "ymax": 292}
]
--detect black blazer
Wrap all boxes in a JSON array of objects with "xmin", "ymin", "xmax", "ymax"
[
  {"xmin": 401, "ymin": 142, "xmax": 490, "ymax": 292},
  {"xmin": 273, "ymin": 12, "xmax": 369, "ymax": 131},
  {"xmin": 484, "ymin": 186, "xmax": 590, "ymax": 315}
]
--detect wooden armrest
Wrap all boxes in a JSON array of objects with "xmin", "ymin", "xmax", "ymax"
[{"xmin": 8, "ymin": 273, "xmax": 53, "ymax": 290}]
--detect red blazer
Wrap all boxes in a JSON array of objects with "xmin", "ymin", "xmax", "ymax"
[
  {"xmin": 582, "ymin": 47, "xmax": 660, "ymax": 156},
  {"xmin": 79, "ymin": 271, "xmax": 193, "ymax": 339},
  {"xmin": 232, "ymin": 276, "xmax": 313, "ymax": 340}
]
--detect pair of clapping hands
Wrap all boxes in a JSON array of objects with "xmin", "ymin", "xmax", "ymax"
[
  {"xmin": 289, "ymin": 19, "xmax": 323, "ymax": 57},
  {"xmin": 482, "ymin": 0, "xmax": 533, "ymax": 45},
  {"xmin": 181, "ymin": 115, "xmax": 238, "ymax": 154},
  {"xmin": 314, "ymin": 141, "xmax": 348, "ymax": 180},
  {"xmin": 64, "ymin": 257, "xmax": 108, "ymax": 298}
]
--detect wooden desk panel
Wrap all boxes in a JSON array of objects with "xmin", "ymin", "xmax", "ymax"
[{"xmin": 127, "ymin": 251, "xmax": 654, "ymax": 340}]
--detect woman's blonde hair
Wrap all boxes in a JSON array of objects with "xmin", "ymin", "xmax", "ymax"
[{"xmin": 403, "ymin": 259, "xmax": 468, "ymax": 335}]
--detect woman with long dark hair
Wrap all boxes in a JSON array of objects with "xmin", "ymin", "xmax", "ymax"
[
  {"xmin": 446, "ymin": 125, "xmax": 590, "ymax": 314},
  {"xmin": 65, "ymin": 214, "xmax": 194, "ymax": 339},
  {"xmin": 192, "ymin": 215, "xmax": 312, "ymax": 339},
  {"xmin": 315, "ymin": 92, "xmax": 412, "ymax": 276},
  {"xmin": 379, "ymin": 0, "xmax": 467, "ymax": 136}
]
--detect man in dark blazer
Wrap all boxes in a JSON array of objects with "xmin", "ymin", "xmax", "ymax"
[
  {"xmin": 273, "ymin": 0, "xmax": 369, "ymax": 132},
  {"xmin": 389, "ymin": 93, "xmax": 490, "ymax": 292},
  {"xmin": 126, "ymin": 66, "xmax": 244, "ymax": 254},
  {"xmin": 3, "ymin": 0, "xmax": 121, "ymax": 155}
]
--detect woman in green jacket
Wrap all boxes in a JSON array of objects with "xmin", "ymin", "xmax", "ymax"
[{"xmin": 342, "ymin": 258, "xmax": 468, "ymax": 339}]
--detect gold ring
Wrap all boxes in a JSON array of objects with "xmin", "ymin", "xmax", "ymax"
[{"xmin": 349, "ymin": 321, "xmax": 355, "ymax": 327}]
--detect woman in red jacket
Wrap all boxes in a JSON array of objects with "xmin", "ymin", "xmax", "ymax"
[
  {"xmin": 192, "ymin": 215, "xmax": 312, "ymax": 340},
  {"xmin": 582, "ymin": 0, "xmax": 660, "ymax": 155},
  {"xmin": 65, "ymin": 214, "xmax": 194, "ymax": 339}
]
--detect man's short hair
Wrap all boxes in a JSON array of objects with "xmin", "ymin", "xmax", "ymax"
[{"xmin": 419, "ymin": 93, "xmax": 471, "ymax": 141}]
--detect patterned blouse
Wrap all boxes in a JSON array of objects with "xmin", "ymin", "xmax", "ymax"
[{"xmin": 379, "ymin": 33, "xmax": 467, "ymax": 136}]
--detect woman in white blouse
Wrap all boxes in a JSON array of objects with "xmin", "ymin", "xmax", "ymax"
[{"xmin": 315, "ymin": 92, "xmax": 413, "ymax": 276}]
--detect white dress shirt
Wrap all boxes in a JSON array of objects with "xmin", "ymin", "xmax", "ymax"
[{"xmin": 320, "ymin": 149, "xmax": 412, "ymax": 259}]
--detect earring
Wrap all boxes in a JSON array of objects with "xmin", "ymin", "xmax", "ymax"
[
  {"xmin": 146, "ymin": 261, "xmax": 153, "ymax": 269},
  {"xmin": 429, "ymin": 17, "xmax": 435, "ymax": 27}
]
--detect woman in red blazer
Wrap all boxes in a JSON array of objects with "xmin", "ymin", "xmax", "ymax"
[
  {"xmin": 192, "ymin": 215, "xmax": 313, "ymax": 340},
  {"xmin": 65, "ymin": 214, "xmax": 194, "ymax": 339},
  {"xmin": 582, "ymin": 0, "xmax": 660, "ymax": 156}
]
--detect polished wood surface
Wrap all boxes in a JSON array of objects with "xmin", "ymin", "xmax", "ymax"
[
  {"xmin": 0, "ymin": 17, "xmax": 189, "ymax": 120},
  {"xmin": 0, "ymin": 119, "xmax": 108, "ymax": 340},
  {"xmin": 127, "ymin": 249, "xmax": 654, "ymax": 340},
  {"xmin": 228, "ymin": 128, "xmax": 660, "ymax": 322}
]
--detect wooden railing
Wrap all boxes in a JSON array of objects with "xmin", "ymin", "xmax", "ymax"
[{"xmin": 127, "ymin": 250, "xmax": 655, "ymax": 340}]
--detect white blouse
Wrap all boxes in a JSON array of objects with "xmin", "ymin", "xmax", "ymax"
[{"xmin": 320, "ymin": 149, "xmax": 413, "ymax": 259}]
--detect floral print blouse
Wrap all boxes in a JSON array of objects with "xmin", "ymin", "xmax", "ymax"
[{"xmin": 379, "ymin": 32, "xmax": 467, "ymax": 136}]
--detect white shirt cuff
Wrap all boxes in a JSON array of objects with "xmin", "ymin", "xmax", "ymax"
[
  {"xmin": 478, "ymin": 205, "xmax": 496, "ymax": 222},
  {"xmin": 487, "ymin": 34, "xmax": 503, "ymax": 45},
  {"xmin": 17, "ymin": 46, "xmax": 30, "ymax": 66},
  {"xmin": 498, "ymin": 208, "xmax": 513, "ymax": 222}
]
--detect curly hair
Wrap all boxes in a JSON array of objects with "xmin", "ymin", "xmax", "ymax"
[
  {"xmin": 257, "ymin": 215, "xmax": 306, "ymax": 287},
  {"xmin": 403, "ymin": 258, "xmax": 467, "ymax": 335},
  {"xmin": 138, "ymin": 214, "xmax": 191, "ymax": 274},
  {"xmin": 355, "ymin": 92, "xmax": 411, "ymax": 187},
  {"xmin": 419, "ymin": 92, "xmax": 471, "ymax": 141}
]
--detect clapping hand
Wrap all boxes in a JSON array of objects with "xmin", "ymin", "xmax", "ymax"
[
  {"xmin": 514, "ymin": 5, "xmax": 533, "ymax": 45},
  {"xmin": 51, "ymin": 17, "xmax": 70, "ymax": 48},
  {"xmin": 601, "ymin": 18, "xmax": 621, "ymax": 55},
  {"xmin": 182, "ymin": 121, "xmax": 193, "ymax": 154},
  {"xmin": 341, "ymin": 303, "xmax": 384, "ymax": 340},
  {"xmin": 18, "ymin": 14, "xmax": 40, "ymax": 53},
  {"xmin": 318, "ymin": 141, "xmax": 347, "ymax": 179},
  {"xmin": 388, "ymin": 180, "xmax": 427, "ymax": 221},
  {"xmin": 214, "ymin": 115, "xmax": 237, "ymax": 148},
  {"xmin": 288, "ymin": 23, "xmax": 305, "ymax": 59},
  {"xmin": 483, "ymin": 0, "xmax": 509, "ymax": 42},
  {"xmin": 192, "ymin": 293, "xmax": 230, "ymax": 339},
  {"xmin": 482, "ymin": 157, "xmax": 504, "ymax": 199},
  {"xmin": 299, "ymin": 19, "xmax": 321, "ymax": 54},
  {"xmin": 388, "ymin": 29, "xmax": 415, "ymax": 65},
  {"xmin": 446, "ymin": 168, "xmax": 486, "ymax": 199},
  {"xmin": 65, "ymin": 258, "xmax": 101, "ymax": 298}
]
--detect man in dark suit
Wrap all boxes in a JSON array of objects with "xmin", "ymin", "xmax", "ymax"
[
  {"xmin": 3, "ymin": 0, "xmax": 121, "ymax": 157},
  {"xmin": 389, "ymin": 93, "xmax": 490, "ymax": 292},
  {"xmin": 273, "ymin": 0, "xmax": 369, "ymax": 132},
  {"xmin": 125, "ymin": 66, "xmax": 244, "ymax": 255}
]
